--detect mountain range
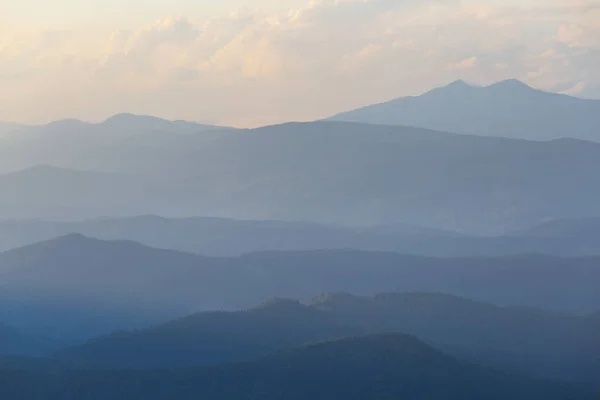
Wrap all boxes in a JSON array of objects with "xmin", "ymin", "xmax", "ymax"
[
  {"xmin": 1, "ymin": 81, "xmax": 600, "ymax": 233},
  {"xmin": 54, "ymin": 293, "xmax": 600, "ymax": 384},
  {"xmin": 0, "ymin": 113, "xmax": 237, "ymax": 174},
  {"xmin": 1, "ymin": 79, "xmax": 599, "ymax": 399},
  {"xmin": 0, "ymin": 215, "xmax": 459, "ymax": 255},
  {"xmin": 0, "ymin": 113, "xmax": 229, "ymax": 141},
  {"xmin": 3, "ymin": 120, "xmax": 600, "ymax": 232},
  {"xmin": 4, "ymin": 215, "xmax": 600, "ymax": 257},
  {"xmin": 2, "ymin": 234, "xmax": 600, "ymax": 341},
  {"xmin": 1, "ymin": 334, "xmax": 589, "ymax": 400},
  {"xmin": 330, "ymin": 79, "xmax": 600, "ymax": 141}
]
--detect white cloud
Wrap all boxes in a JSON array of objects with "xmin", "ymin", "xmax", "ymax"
[
  {"xmin": 557, "ymin": 24, "xmax": 586, "ymax": 46},
  {"xmin": 448, "ymin": 56, "xmax": 478, "ymax": 71},
  {"xmin": 561, "ymin": 81, "xmax": 587, "ymax": 95},
  {"xmin": 0, "ymin": 0, "xmax": 599, "ymax": 126}
]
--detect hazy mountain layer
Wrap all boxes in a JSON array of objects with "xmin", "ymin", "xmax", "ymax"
[
  {"xmin": 0, "ymin": 113, "xmax": 236, "ymax": 173},
  {"xmin": 3, "ymin": 121, "xmax": 600, "ymax": 232},
  {"xmin": 2, "ymin": 235, "xmax": 600, "ymax": 341},
  {"xmin": 330, "ymin": 79, "xmax": 600, "ymax": 141},
  {"xmin": 56, "ymin": 293, "xmax": 600, "ymax": 384},
  {"xmin": 4, "ymin": 215, "xmax": 600, "ymax": 257},
  {"xmin": 0, "ymin": 334, "xmax": 589, "ymax": 400}
]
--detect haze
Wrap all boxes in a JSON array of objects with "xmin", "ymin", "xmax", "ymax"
[
  {"xmin": 2, "ymin": 0, "xmax": 600, "ymax": 398},
  {"xmin": 1, "ymin": 0, "xmax": 599, "ymax": 126}
]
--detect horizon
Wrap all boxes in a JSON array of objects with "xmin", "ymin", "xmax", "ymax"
[
  {"xmin": 3, "ymin": 2, "xmax": 600, "ymax": 398},
  {"xmin": 2, "ymin": 0, "xmax": 598, "ymax": 127},
  {"xmin": 1, "ymin": 77, "xmax": 597, "ymax": 128}
]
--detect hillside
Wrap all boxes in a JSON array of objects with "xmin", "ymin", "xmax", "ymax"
[
  {"xmin": 0, "ymin": 234, "xmax": 222, "ymax": 340},
  {"xmin": 6, "ymin": 215, "xmax": 600, "ymax": 257},
  {"xmin": 330, "ymin": 79, "xmax": 600, "ymax": 141},
  {"xmin": 310, "ymin": 293, "xmax": 600, "ymax": 384},
  {"xmin": 4, "ymin": 121, "xmax": 600, "ymax": 231},
  {"xmin": 0, "ymin": 215, "xmax": 458, "ymax": 256},
  {"xmin": 1, "ymin": 334, "xmax": 589, "ymax": 400},
  {"xmin": 56, "ymin": 293, "xmax": 600, "ymax": 384},
  {"xmin": 0, "ymin": 114, "xmax": 236, "ymax": 174},
  {"xmin": 56, "ymin": 299, "xmax": 364, "ymax": 368},
  {"xmin": 2, "ymin": 235, "xmax": 600, "ymax": 340},
  {"xmin": 178, "ymin": 121, "xmax": 600, "ymax": 232}
]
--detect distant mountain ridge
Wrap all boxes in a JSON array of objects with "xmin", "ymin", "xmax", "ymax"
[
  {"xmin": 0, "ymin": 113, "xmax": 238, "ymax": 174},
  {"xmin": 2, "ymin": 113, "xmax": 228, "ymax": 135},
  {"xmin": 2, "ymin": 234, "xmax": 600, "ymax": 342},
  {"xmin": 3, "ymin": 121, "xmax": 600, "ymax": 232},
  {"xmin": 5, "ymin": 214, "xmax": 600, "ymax": 258},
  {"xmin": 0, "ymin": 214, "xmax": 462, "ymax": 256},
  {"xmin": 330, "ymin": 79, "xmax": 600, "ymax": 141}
]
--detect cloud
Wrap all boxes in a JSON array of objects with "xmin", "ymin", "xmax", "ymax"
[
  {"xmin": 448, "ymin": 56, "xmax": 478, "ymax": 71},
  {"xmin": 0, "ymin": 0, "xmax": 599, "ymax": 126},
  {"xmin": 557, "ymin": 24, "xmax": 586, "ymax": 46},
  {"xmin": 561, "ymin": 81, "xmax": 587, "ymax": 95}
]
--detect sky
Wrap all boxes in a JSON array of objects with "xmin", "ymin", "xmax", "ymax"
[{"xmin": 1, "ymin": 0, "xmax": 599, "ymax": 127}]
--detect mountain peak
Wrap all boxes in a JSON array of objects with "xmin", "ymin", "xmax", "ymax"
[
  {"xmin": 488, "ymin": 79, "xmax": 533, "ymax": 91},
  {"xmin": 432, "ymin": 78, "xmax": 536, "ymax": 95},
  {"xmin": 446, "ymin": 79, "xmax": 473, "ymax": 88},
  {"xmin": 37, "ymin": 233, "xmax": 97, "ymax": 248},
  {"xmin": 102, "ymin": 113, "xmax": 171, "ymax": 125},
  {"xmin": 45, "ymin": 118, "xmax": 89, "ymax": 129},
  {"xmin": 431, "ymin": 79, "xmax": 475, "ymax": 94},
  {"xmin": 0, "ymin": 233, "xmax": 98, "ymax": 260},
  {"xmin": 329, "ymin": 76, "xmax": 600, "ymax": 140},
  {"xmin": 2, "ymin": 234, "xmax": 145, "ymax": 259},
  {"xmin": 104, "ymin": 113, "xmax": 137, "ymax": 122}
]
